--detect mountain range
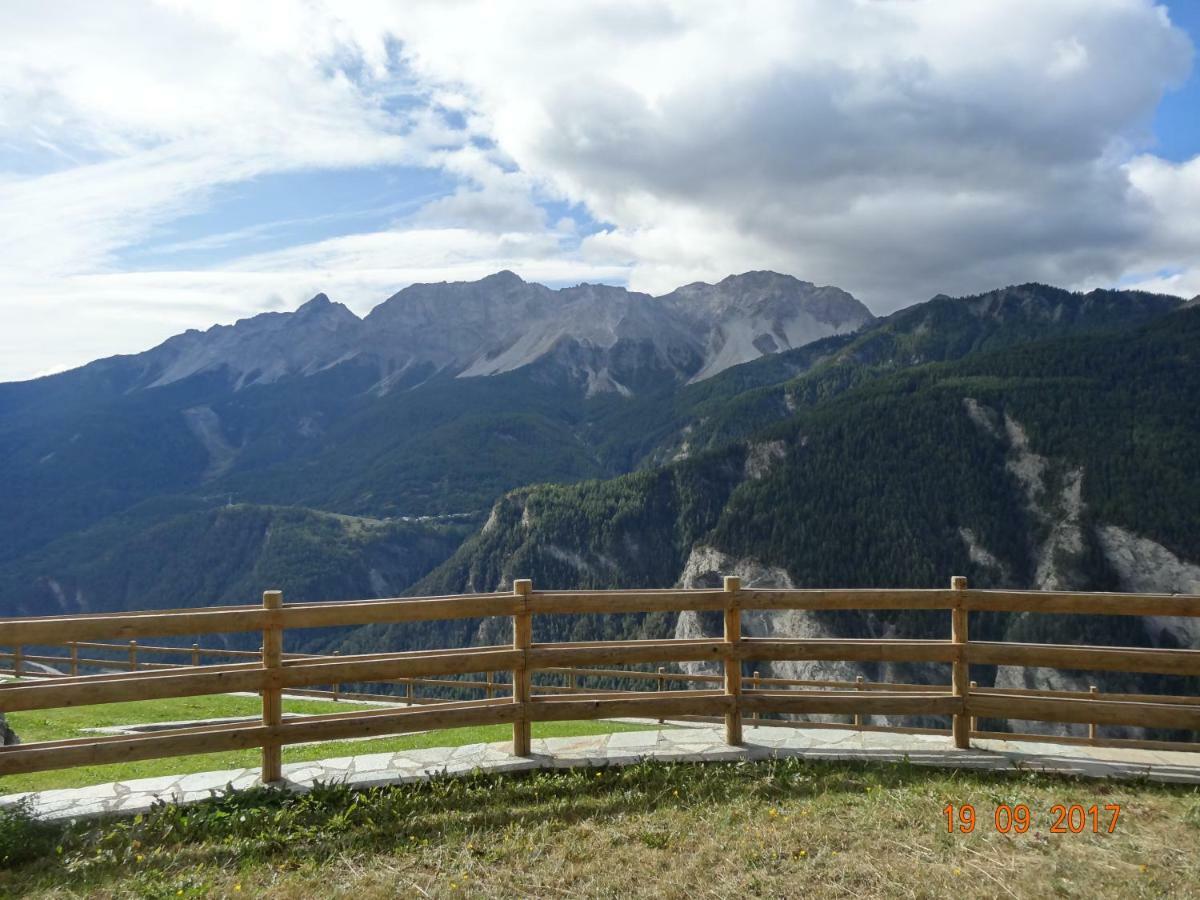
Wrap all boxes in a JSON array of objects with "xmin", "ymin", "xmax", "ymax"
[
  {"xmin": 0, "ymin": 271, "xmax": 870, "ymax": 564},
  {"xmin": 54, "ymin": 270, "xmax": 872, "ymax": 396},
  {"xmin": 2, "ymin": 270, "xmax": 1198, "ymax": 736}
]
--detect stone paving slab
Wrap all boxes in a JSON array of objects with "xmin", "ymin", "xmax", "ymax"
[{"xmin": 4, "ymin": 725, "xmax": 1200, "ymax": 824}]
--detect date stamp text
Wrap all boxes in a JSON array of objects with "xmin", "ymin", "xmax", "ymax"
[{"xmin": 943, "ymin": 803, "xmax": 1121, "ymax": 834}]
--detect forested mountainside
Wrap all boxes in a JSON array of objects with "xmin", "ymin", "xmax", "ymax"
[
  {"xmin": 608, "ymin": 283, "xmax": 1185, "ymax": 468},
  {"xmin": 0, "ymin": 502, "xmax": 471, "ymax": 651},
  {"xmin": 412, "ymin": 291, "xmax": 1198, "ymax": 600},
  {"xmin": 0, "ymin": 270, "xmax": 1193, "ymax": 701},
  {"xmin": 356, "ymin": 303, "xmax": 1200, "ymax": 733},
  {"xmin": 0, "ymin": 271, "xmax": 868, "ymax": 566}
]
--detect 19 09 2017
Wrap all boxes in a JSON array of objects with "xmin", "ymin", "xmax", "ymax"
[{"xmin": 944, "ymin": 803, "xmax": 1121, "ymax": 834}]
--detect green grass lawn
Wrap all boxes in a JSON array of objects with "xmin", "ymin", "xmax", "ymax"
[
  {"xmin": 1, "ymin": 694, "xmax": 656, "ymax": 795},
  {"xmin": 2, "ymin": 757, "xmax": 1198, "ymax": 898}
]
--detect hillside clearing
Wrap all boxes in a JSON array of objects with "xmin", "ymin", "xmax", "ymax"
[{"xmin": 1, "ymin": 756, "xmax": 1198, "ymax": 898}]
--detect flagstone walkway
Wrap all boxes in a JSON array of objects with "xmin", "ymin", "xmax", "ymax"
[{"xmin": 5, "ymin": 724, "xmax": 1200, "ymax": 823}]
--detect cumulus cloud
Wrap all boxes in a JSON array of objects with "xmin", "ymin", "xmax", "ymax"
[
  {"xmin": 0, "ymin": 0, "xmax": 1197, "ymax": 380},
  {"xmin": 389, "ymin": 0, "xmax": 1196, "ymax": 302},
  {"xmin": 1113, "ymin": 153, "xmax": 1200, "ymax": 298}
]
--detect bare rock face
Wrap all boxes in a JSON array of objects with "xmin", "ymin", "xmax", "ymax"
[
  {"xmin": 674, "ymin": 544, "xmax": 797, "ymax": 676},
  {"xmin": 117, "ymin": 271, "xmax": 874, "ymax": 396},
  {"xmin": 673, "ymin": 545, "xmax": 947, "ymax": 726},
  {"xmin": 673, "ymin": 546, "xmax": 857, "ymax": 716},
  {"xmin": 675, "ymin": 544, "xmax": 794, "ymax": 592},
  {"xmin": 961, "ymin": 399, "xmax": 1094, "ymax": 590},
  {"xmin": 744, "ymin": 440, "xmax": 786, "ymax": 480},
  {"xmin": 145, "ymin": 293, "xmax": 362, "ymax": 390},
  {"xmin": 659, "ymin": 272, "xmax": 874, "ymax": 382},
  {"xmin": 1095, "ymin": 525, "xmax": 1200, "ymax": 649},
  {"xmin": 992, "ymin": 666, "xmax": 1094, "ymax": 738}
]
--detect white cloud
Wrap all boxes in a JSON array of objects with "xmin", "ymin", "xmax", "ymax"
[
  {"xmin": 1112, "ymin": 153, "xmax": 1200, "ymax": 298},
  {"xmin": 0, "ymin": 0, "xmax": 1198, "ymax": 380},
  {"xmin": 0, "ymin": 229, "xmax": 634, "ymax": 381},
  {"xmin": 386, "ymin": 0, "xmax": 1196, "ymax": 305}
]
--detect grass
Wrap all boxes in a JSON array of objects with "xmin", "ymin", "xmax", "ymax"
[
  {"xmin": 1, "ymin": 756, "xmax": 1198, "ymax": 898},
  {"xmin": 0, "ymin": 694, "xmax": 655, "ymax": 795}
]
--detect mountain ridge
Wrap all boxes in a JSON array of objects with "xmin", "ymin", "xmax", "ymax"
[
  {"xmin": 374, "ymin": 305, "xmax": 1200, "ymax": 736},
  {"xmin": 6, "ymin": 271, "xmax": 876, "ymax": 399},
  {"xmin": 0, "ymin": 273, "xmax": 1187, "ymax": 599}
]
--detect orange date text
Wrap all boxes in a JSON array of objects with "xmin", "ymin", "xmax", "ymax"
[{"xmin": 943, "ymin": 803, "xmax": 1121, "ymax": 834}]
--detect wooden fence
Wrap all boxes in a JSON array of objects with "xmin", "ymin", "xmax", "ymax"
[{"xmin": 1, "ymin": 576, "xmax": 1198, "ymax": 784}]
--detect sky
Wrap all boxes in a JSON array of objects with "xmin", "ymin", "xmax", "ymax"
[{"xmin": 1, "ymin": 1, "xmax": 1198, "ymax": 382}]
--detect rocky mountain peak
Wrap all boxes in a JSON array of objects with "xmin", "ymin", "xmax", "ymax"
[
  {"xmin": 322, "ymin": 271, "xmax": 876, "ymax": 391},
  {"xmin": 658, "ymin": 272, "xmax": 875, "ymax": 382},
  {"xmin": 293, "ymin": 293, "xmax": 360, "ymax": 327},
  {"xmin": 480, "ymin": 269, "xmax": 525, "ymax": 286},
  {"xmin": 718, "ymin": 270, "xmax": 814, "ymax": 291},
  {"xmin": 141, "ymin": 293, "xmax": 362, "ymax": 389},
  {"xmin": 40, "ymin": 271, "xmax": 877, "ymax": 395}
]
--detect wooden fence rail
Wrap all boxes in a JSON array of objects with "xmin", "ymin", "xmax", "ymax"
[{"xmin": 1, "ymin": 577, "xmax": 1198, "ymax": 782}]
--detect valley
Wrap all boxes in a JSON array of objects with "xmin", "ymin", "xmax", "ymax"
[{"xmin": 2, "ymin": 271, "xmax": 1197, "ymax": 738}]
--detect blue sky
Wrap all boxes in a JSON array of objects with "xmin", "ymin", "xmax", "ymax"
[
  {"xmin": 1, "ymin": 1, "xmax": 1198, "ymax": 380},
  {"xmin": 124, "ymin": 0, "xmax": 1200, "ymax": 278},
  {"xmin": 116, "ymin": 166, "xmax": 459, "ymax": 270},
  {"xmin": 1156, "ymin": 2, "xmax": 1200, "ymax": 160}
]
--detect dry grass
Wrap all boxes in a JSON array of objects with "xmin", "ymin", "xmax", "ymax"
[{"xmin": 2, "ymin": 757, "xmax": 1199, "ymax": 898}]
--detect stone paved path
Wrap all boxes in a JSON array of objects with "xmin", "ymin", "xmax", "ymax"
[{"xmin": 5, "ymin": 725, "xmax": 1200, "ymax": 823}]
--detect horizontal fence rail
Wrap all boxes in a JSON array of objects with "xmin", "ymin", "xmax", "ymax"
[{"xmin": 0, "ymin": 577, "xmax": 1198, "ymax": 783}]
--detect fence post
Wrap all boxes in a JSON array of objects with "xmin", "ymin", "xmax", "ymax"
[
  {"xmin": 261, "ymin": 589, "xmax": 284, "ymax": 783},
  {"xmin": 1088, "ymin": 685, "xmax": 1098, "ymax": 744},
  {"xmin": 70, "ymin": 641, "xmax": 79, "ymax": 676},
  {"xmin": 512, "ymin": 579, "xmax": 533, "ymax": 756},
  {"xmin": 749, "ymin": 670, "xmax": 761, "ymax": 729},
  {"xmin": 12, "ymin": 646, "xmax": 21, "ymax": 678},
  {"xmin": 723, "ymin": 575, "xmax": 743, "ymax": 746},
  {"xmin": 951, "ymin": 575, "xmax": 970, "ymax": 749},
  {"xmin": 854, "ymin": 675, "xmax": 864, "ymax": 728},
  {"xmin": 567, "ymin": 669, "xmax": 576, "ymax": 693},
  {"xmin": 191, "ymin": 643, "xmax": 200, "ymax": 667},
  {"xmin": 657, "ymin": 666, "xmax": 667, "ymax": 725},
  {"xmin": 331, "ymin": 651, "xmax": 340, "ymax": 701},
  {"xmin": 969, "ymin": 680, "xmax": 978, "ymax": 735},
  {"xmin": 129, "ymin": 640, "xmax": 138, "ymax": 671}
]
